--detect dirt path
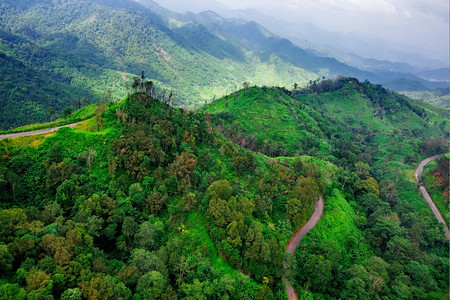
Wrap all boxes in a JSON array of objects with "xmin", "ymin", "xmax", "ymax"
[
  {"xmin": 284, "ymin": 196, "xmax": 325, "ymax": 300},
  {"xmin": 0, "ymin": 122, "xmax": 81, "ymax": 140},
  {"xmin": 416, "ymin": 155, "xmax": 450, "ymax": 240}
]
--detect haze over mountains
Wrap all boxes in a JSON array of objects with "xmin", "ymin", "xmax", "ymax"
[
  {"xmin": 0, "ymin": 0, "xmax": 448, "ymax": 129},
  {"xmin": 153, "ymin": 0, "xmax": 450, "ymax": 70}
]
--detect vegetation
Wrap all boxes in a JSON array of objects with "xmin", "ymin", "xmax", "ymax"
[
  {"xmin": 204, "ymin": 77, "xmax": 450, "ymax": 299},
  {"xmin": 401, "ymin": 88, "xmax": 450, "ymax": 109},
  {"xmin": 0, "ymin": 0, "xmax": 448, "ymax": 298},
  {"xmin": 0, "ymin": 0, "xmax": 319, "ymax": 129},
  {"xmin": 0, "ymin": 88, "xmax": 336, "ymax": 298},
  {"xmin": 1, "ymin": 77, "xmax": 448, "ymax": 298},
  {"xmin": 1, "ymin": 0, "xmax": 444, "ymax": 130}
]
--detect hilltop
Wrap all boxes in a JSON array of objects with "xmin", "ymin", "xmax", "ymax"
[{"xmin": 202, "ymin": 77, "xmax": 449, "ymax": 159}]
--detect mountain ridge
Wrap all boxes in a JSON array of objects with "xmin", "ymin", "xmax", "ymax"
[{"xmin": 0, "ymin": 0, "xmax": 447, "ymax": 130}]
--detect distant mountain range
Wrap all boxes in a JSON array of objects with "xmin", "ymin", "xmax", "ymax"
[{"xmin": 0, "ymin": 0, "xmax": 447, "ymax": 129}]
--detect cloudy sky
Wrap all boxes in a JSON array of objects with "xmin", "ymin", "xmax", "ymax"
[{"xmin": 154, "ymin": 0, "xmax": 449, "ymax": 67}]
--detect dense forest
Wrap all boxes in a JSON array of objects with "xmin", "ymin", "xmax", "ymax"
[
  {"xmin": 0, "ymin": 78, "xmax": 448, "ymax": 299},
  {"xmin": 203, "ymin": 77, "xmax": 450, "ymax": 299},
  {"xmin": 0, "ymin": 84, "xmax": 327, "ymax": 299}
]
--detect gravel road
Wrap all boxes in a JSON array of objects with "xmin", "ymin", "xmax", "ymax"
[{"xmin": 0, "ymin": 122, "xmax": 81, "ymax": 140}]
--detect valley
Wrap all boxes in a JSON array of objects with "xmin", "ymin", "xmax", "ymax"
[
  {"xmin": 0, "ymin": 0, "xmax": 447, "ymax": 130},
  {"xmin": 0, "ymin": 0, "xmax": 448, "ymax": 299}
]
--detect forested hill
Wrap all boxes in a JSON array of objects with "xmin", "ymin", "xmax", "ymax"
[
  {"xmin": 0, "ymin": 0, "xmax": 446, "ymax": 130},
  {"xmin": 201, "ymin": 77, "xmax": 450, "ymax": 298},
  {"xmin": 0, "ymin": 87, "xmax": 329, "ymax": 299},
  {"xmin": 202, "ymin": 77, "xmax": 449, "ymax": 159},
  {"xmin": 0, "ymin": 78, "xmax": 449, "ymax": 299},
  {"xmin": 0, "ymin": 0, "xmax": 317, "ymax": 129}
]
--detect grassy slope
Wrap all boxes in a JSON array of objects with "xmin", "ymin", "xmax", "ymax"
[{"xmin": 201, "ymin": 86, "xmax": 329, "ymax": 156}]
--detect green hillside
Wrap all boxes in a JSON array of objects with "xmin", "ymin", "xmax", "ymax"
[
  {"xmin": 0, "ymin": 89, "xmax": 331, "ymax": 298},
  {"xmin": 0, "ymin": 48, "xmax": 98, "ymax": 130},
  {"xmin": 203, "ymin": 77, "xmax": 450, "ymax": 299},
  {"xmin": 1, "ymin": 0, "xmax": 444, "ymax": 130},
  {"xmin": 201, "ymin": 86, "xmax": 330, "ymax": 157},
  {"xmin": 203, "ymin": 78, "xmax": 448, "ymax": 159},
  {"xmin": 0, "ymin": 0, "xmax": 318, "ymax": 129}
]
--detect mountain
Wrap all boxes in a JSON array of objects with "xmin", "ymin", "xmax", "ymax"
[
  {"xmin": 1, "ymin": 0, "xmax": 447, "ymax": 129},
  {"xmin": 209, "ymin": 6, "xmax": 449, "ymax": 70},
  {"xmin": 0, "ymin": 0, "xmax": 313, "ymax": 128}
]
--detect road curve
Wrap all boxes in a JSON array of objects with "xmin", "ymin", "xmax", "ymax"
[
  {"xmin": 284, "ymin": 196, "xmax": 325, "ymax": 300},
  {"xmin": 0, "ymin": 122, "xmax": 81, "ymax": 140},
  {"xmin": 416, "ymin": 155, "xmax": 450, "ymax": 240}
]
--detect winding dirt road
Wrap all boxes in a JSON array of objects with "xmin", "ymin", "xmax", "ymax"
[
  {"xmin": 284, "ymin": 196, "xmax": 325, "ymax": 300},
  {"xmin": 416, "ymin": 155, "xmax": 450, "ymax": 240},
  {"xmin": 0, "ymin": 122, "xmax": 81, "ymax": 140}
]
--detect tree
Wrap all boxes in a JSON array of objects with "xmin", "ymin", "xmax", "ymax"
[
  {"xmin": 0, "ymin": 244, "xmax": 13, "ymax": 271},
  {"xmin": 144, "ymin": 81, "xmax": 154, "ymax": 97},
  {"xmin": 26, "ymin": 271, "xmax": 52, "ymax": 292},
  {"xmin": 61, "ymin": 288, "xmax": 82, "ymax": 300},
  {"xmin": 341, "ymin": 265, "xmax": 370, "ymax": 299},
  {"xmin": 62, "ymin": 107, "xmax": 73, "ymax": 118},
  {"xmin": 102, "ymin": 90, "xmax": 113, "ymax": 105},
  {"xmin": 0, "ymin": 284, "xmax": 27, "ymax": 299},
  {"xmin": 243, "ymin": 82, "xmax": 250, "ymax": 95},
  {"xmin": 122, "ymin": 216, "xmax": 137, "ymax": 239},
  {"xmin": 94, "ymin": 104, "xmax": 106, "ymax": 132},
  {"xmin": 303, "ymin": 254, "xmax": 332, "ymax": 293},
  {"xmin": 118, "ymin": 266, "xmax": 142, "ymax": 289},
  {"xmin": 167, "ymin": 152, "xmax": 197, "ymax": 186},
  {"xmin": 207, "ymin": 180, "xmax": 233, "ymax": 200},
  {"xmin": 208, "ymin": 197, "xmax": 231, "ymax": 227},
  {"xmin": 71, "ymin": 99, "xmax": 81, "ymax": 110},
  {"xmin": 79, "ymin": 276, "xmax": 113, "ymax": 300},
  {"xmin": 47, "ymin": 107, "xmax": 56, "ymax": 121},
  {"xmin": 81, "ymin": 98, "xmax": 90, "ymax": 107},
  {"xmin": 135, "ymin": 221, "xmax": 157, "ymax": 250}
]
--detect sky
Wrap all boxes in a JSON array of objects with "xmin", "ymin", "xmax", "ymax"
[{"xmin": 153, "ymin": 0, "xmax": 449, "ymax": 67}]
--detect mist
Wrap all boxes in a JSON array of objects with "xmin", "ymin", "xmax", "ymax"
[{"xmin": 153, "ymin": 0, "xmax": 449, "ymax": 69}]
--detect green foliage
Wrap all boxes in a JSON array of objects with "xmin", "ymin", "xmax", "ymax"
[
  {"xmin": 0, "ymin": 77, "xmax": 448, "ymax": 300},
  {"xmin": 422, "ymin": 158, "xmax": 449, "ymax": 220},
  {"xmin": 202, "ymin": 78, "xmax": 449, "ymax": 298},
  {"xmin": 0, "ymin": 92, "xmax": 316, "ymax": 299}
]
